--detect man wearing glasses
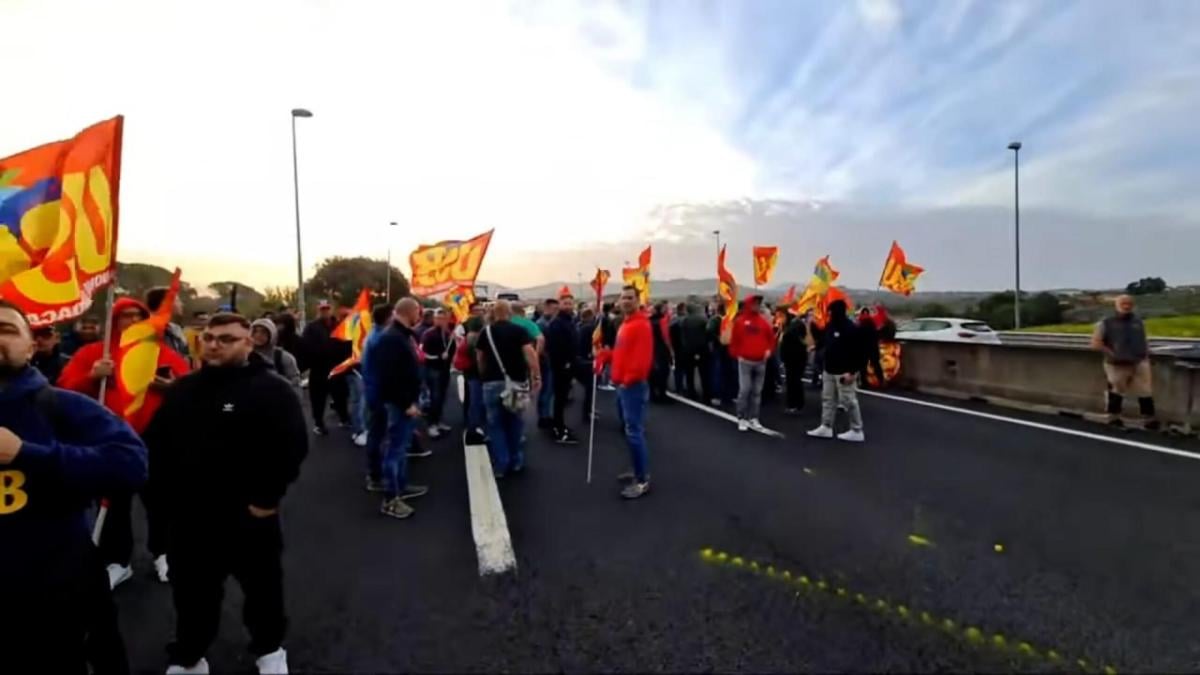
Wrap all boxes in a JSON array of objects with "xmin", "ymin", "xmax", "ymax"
[{"xmin": 144, "ymin": 313, "xmax": 308, "ymax": 675}]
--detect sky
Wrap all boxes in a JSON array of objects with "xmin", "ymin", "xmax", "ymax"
[{"xmin": 3, "ymin": 0, "xmax": 1199, "ymax": 292}]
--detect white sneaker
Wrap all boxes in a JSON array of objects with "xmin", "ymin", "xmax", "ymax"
[
  {"xmin": 427, "ymin": 426, "xmax": 442, "ymax": 439},
  {"xmin": 749, "ymin": 419, "xmax": 765, "ymax": 432},
  {"xmin": 737, "ymin": 419, "xmax": 749, "ymax": 432},
  {"xmin": 807, "ymin": 425, "xmax": 834, "ymax": 439},
  {"xmin": 437, "ymin": 423, "xmax": 453, "ymax": 432},
  {"xmin": 837, "ymin": 429, "xmax": 865, "ymax": 443},
  {"xmin": 166, "ymin": 658, "xmax": 210, "ymax": 675},
  {"xmin": 352, "ymin": 432, "xmax": 367, "ymax": 447},
  {"xmin": 154, "ymin": 554, "xmax": 170, "ymax": 583},
  {"xmin": 107, "ymin": 563, "xmax": 132, "ymax": 589},
  {"xmin": 255, "ymin": 647, "xmax": 288, "ymax": 674}
]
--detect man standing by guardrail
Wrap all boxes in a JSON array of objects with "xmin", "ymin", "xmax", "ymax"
[{"xmin": 1091, "ymin": 294, "xmax": 1160, "ymax": 430}]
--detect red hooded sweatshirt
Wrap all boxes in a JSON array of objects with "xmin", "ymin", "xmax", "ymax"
[
  {"xmin": 610, "ymin": 310, "xmax": 654, "ymax": 386},
  {"xmin": 58, "ymin": 297, "xmax": 191, "ymax": 434},
  {"xmin": 729, "ymin": 299, "xmax": 775, "ymax": 362}
]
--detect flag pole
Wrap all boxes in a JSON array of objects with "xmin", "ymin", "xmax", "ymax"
[{"xmin": 586, "ymin": 372, "xmax": 598, "ymax": 484}]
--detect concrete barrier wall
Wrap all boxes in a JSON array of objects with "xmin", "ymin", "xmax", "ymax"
[{"xmin": 896, "ymin": 341, "xmax": 1200, "ymax": 427}]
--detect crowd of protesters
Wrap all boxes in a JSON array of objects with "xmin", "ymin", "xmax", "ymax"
[{"xmin": 2, "ymin": 274, "xmax": 1162, "ymax": 675}]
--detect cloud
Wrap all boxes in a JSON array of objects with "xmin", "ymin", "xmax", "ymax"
[{"xmin": 856, "ymin": 0, "xmax": 902, "ymax": 35}]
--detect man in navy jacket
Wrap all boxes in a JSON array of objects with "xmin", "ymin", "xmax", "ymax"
[{"xmin": 0, "ymin": 299, "xmax": 148, "ymax": 674}]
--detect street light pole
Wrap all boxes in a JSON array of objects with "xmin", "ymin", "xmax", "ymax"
[
  {"xmin": 291, "ymin": 108, "xmax": 313, "ymax": 325},
  {"xmin": 713, "ymin": 229, "xmax": 721, "ymax": 294},
  {"xmin": 385, "ymin": 221, "xmax": 398, "ymax": 303},
  {"xmin": 1008, "ymin": 141, "xmax": 1022, "ymax": 329}
]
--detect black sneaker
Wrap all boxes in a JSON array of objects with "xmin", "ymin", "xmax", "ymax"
[
  {"xmin": 364, "ymin": 477, "xmax": 385, "ymax": 493},
  {"xmin": 1108, "ymin": 417, "xmax": 1125, "ymax": 428},
  {"xmin": 555, "ymin": 430, "xmax": 580, "ymax": 445},
  {"xmin": 1144, "ymin": 419, "xmax": 1162, "ymax": 432},
  {"xmin": 313, "ymin": 426, "xmax": 328, "ymax": 436},
  {"xmin": 408, "ymin": 448, "xmax": 433, "ymax": 458},
  {"xmin": 400, "ymin": 484, "xmax": 429, "ymax": 501}
]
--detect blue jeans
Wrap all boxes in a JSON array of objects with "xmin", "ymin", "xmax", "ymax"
[
  {"xmin": 482, "ymin": 381, "xmax": 525, "ymax": 474},
  {"xmin": 365, "ymin": 401, "xmax": 386, "ymax": 481},
  {"xmin": 347, "ymin": 371, "xmax": 365, "ymax": 436},
  {"xmin": 616, "ymin": 381, "xmax": 650, "ymax": 482},
  {"xmin": 537, "ymin": 356, "xmax": 554, "ymax": 420},
  {"xmin": 382, "ymin": 403, "xmax": 416, "ymax": 499},
  {"xmin": 466, "ymin": 378, "xmax": 485, "ymax": 431}
]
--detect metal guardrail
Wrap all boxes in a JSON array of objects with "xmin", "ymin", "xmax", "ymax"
[{"xmin": 998, "ymin": 331, "xmax": 1199, "ymax": 353}]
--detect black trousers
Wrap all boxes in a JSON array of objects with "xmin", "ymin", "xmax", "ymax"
[
  {"xmin": 552, "ymin": 365, "xmax": 574, "ymax": 431},
  {"xmin": 426, "ymin": 366, "xmax": 450, "ymax": 425},
  {"xmin": 99, "ymin": 490, "xmax": 167, "ymax": 565},
  {"xmin": 784, "ymin": 357, "xmax": 807, "ymax": 410},
  {"xmin": 309, "ymin": 369, "xmax": 349, "ymax": 429},
  {"xmin": 3, "ymin": 548, "xmax": 128, "ymax": 675},
  {"xmin": 574, "ymin": 359, "xmax": 594, "ymax": 424},
  {"xmin": 650, "ymin": 358, "xmax": 671, "ymax": 401},
  {"xmin": 167, "ymin": 516, "xmax": 287, "ymax": 666},
  {"xmin": 674, "ymin": 351, "xmax": 698, "ymax": 398}
]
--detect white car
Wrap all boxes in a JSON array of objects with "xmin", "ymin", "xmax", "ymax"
[{"xmin": 895, "ymin": 317, "xmax": 1002, "ymax": 345}]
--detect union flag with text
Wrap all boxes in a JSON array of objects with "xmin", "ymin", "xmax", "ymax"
[
  {"xmin": 409, "ymin": 229, "xmax": 493, "ymax": 297},
  {"xmin": 0, "ymin": 117, "xmax": 123, "ymax": 327},
  {"xmin": 621, "ymin": 245, "xmax": 652, "ymax": 306}
]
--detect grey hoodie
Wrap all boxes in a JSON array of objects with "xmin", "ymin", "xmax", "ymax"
[{"xmin": 252, "ymin": 318, "xmax": 301, "ymax": 385}]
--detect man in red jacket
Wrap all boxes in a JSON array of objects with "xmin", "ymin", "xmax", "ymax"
[
  {"xmin": 59, "ymin": 296, "xmax": 191, "ymax": 588},
  {"xmin": 729, "ymin": 294, "xmax": 774, "ymax": 432},
  {"xmin": 598, "ymin": 285, "xmax": 654, "ymax": 499}
]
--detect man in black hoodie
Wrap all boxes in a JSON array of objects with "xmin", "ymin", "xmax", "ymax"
[
  {"xmin": 779, "ymin": 311, "xmax": 808, "ymax": 413},
  {"xmin": 145, "ymin": 313, "xmax": 308, "ymax": 674},
  {"xmin": 806, "ymin": 300, "xmax": 866, "ymax": 442},
  {"xmin": 302, "ymin": 300, "xmax": 350, "ymax": 435},
  {"xmin": 546, "ymin": 295, "xmax": 581, "ymax": 444}
]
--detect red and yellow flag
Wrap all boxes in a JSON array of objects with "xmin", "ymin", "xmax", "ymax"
[
  {"xmin": 115, "ymin": 267, "xmax": 179, "ymax": 418},
  {"xmin": 443, "ymin": 284, "xmax": 475, "ymax": 324},
  {"xmin": 752, "ymin": 246, "xmax": 779, "ymax": 286},
  {"xmin": 779, "ymin": 284, "xmax": 797, "ymax": 309},
  {"xmin": 621, "ymin": 245, "xmax": 652, "ymax": 306},
  {"xmin": 557, "ymin": 284, "xmax": 572, "ymax": 299},
  {"xmin": 0, "ymin": 117, "xmax": 124, "ymax": 327},
  {"xmin": 409, "ymin": 229, "xmax": 493, "ymax": 297},
  {"xmin": 812, "ymin": 286, "xmax": 854, "ymax": 329},
  {"xmin": 589, "ymin": 268, "xmax": 610, "ymax": 308},
  {"xmin": 878, "ymin": 240, "xmax": 924, "ymax": 296},
  {"xmin": 330, "ymin": 288, "xmax": 373, "ymax": 376},
  {"xmin": 716, "ymin": 245, "xmax": 738, "ymax": 332}
]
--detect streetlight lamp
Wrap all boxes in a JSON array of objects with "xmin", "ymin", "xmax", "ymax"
[
  {"xmin": 291, "ymin": 108, "xmax": 313, "ymax": 324},
  {"xmin": 1008, "ymin": 141, "xmax": 1022, "ymax": 329}
]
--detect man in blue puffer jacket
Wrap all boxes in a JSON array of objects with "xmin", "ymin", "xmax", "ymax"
[{"xmin": 0, "ymin": 299, "xmax": 148, "ymax": 674}]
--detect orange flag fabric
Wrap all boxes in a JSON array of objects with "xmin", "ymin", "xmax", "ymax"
[
  {"xmin": 716, "ymin": 245, "xmax": 738, "ymax": 332},
  {"xmin": 780, "ymin": 284, "xmax": 797, "ymax": 309},
  {"xmin": 589, "ymin": 268, "xmax": 610, "ymax": 307},
  {"xmin": 0, "ymin": 116, "xmax": 124, "ymax": 327},
  {"xmin": 408, "ymin": 229, "xmax": 493, "ymax": 297},
  {"xmin": 558, "ymin": 284, "xmax": 572, "ymax": 299},
  {"xmin": 330, "ymin": 288, "xmax": 373, "ymax": 376},
  {"xmin": 752, "ymin": 246, "xmax": 779, "ymax": 286},
  {"xmin": 878, "ymin": 240, "xmax": 924, "ymax": 296},
  {"xmin": 114, "ymin": 267, "xmax": 179, "ymax": 418},
  {"xmin": 621, "ymin": 245, "xmax": 652, "ymax": 306}
]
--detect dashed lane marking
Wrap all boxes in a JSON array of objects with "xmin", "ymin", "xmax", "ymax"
[
  {"xmin": 857, "ymin": 389, "xmax": 1200, "ymax": 462},
  {"xmin": 463, "ymin": 434, "xmax": 517, "ymax": 576},
  {"xmin": 666, "ymin": 391, "xmax": 785, "ymax": 438},
  {"xmin": 698, "ymin": 548, "xmax": 1119, "ymax": 674}
]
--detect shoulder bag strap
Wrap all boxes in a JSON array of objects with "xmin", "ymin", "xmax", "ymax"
[{"xmin": 484, "ymin": 324, "xmax": 511, "ymax": 381}]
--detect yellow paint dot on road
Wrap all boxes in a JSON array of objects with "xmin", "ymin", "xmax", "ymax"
[
  {"xmin": 854, "ymin": 593, "xmax": 867, "ymax": 604},
  {"xmin": 716, "ymin": 552, "xmax": 729, "ymax": 563},
  {"xmin": 896, "ymin": 605, "xmax": 910, "ymax": 618},
  {"xmin": 799, "ymin": 575, "xmax": 811, "ymax": 585},
  {"xmin": 908, "ymin": 534, "xmax": 934, "ymax": 547},
  {"xmin": 874, "ymin": 599, "xmax": 889, "ymax": 611},
  {"xmin": 1102, "ymin": 666, "xmax": 1117, "ymax": 675},
  {"xmin": 919, "ymin": 611, "xmax": 934, "ymax": 624},
  {"xmin": 1046, "ymin": 650, "xmax": 1061, "ymax": 661},
  {"xmin": 1077, "ymin": 659, "xmax": 1091, "ymax": 672},
  {"xmin": 994, "ymin": 543, "xmax": 1005, "ymax": 553},
  {"xmin": 992, "ymin": 634, "xmax": 1007, "ymax": 648},
  {"xmin": 942, "ymin": 619, "xmax": 956, "ymax": 632},
  {"xmin": 803, "ymin": 467, "xmax": 814, "ymax": 475},
  {"xmin": 964, "ymin": 627, "xmax": 983, "ymax": 642},
  {"xmin": 700, "ymin": 548, "xmax": 714, "ymax": 559},
  {"xmin": 732, "ymin": 557, "xmax": 745, "ymax": 567},
  {"xmin": 781, "ymin": 570, "xmax": 792, "ymax": 580},
  {"xmin": 1017, "ymin": 642, "xmax": 1036, "ymax": 657}
]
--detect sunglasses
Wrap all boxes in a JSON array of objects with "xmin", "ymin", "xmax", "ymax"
[{"xmin": 201, "ymin": 333, "xmax": 246, "ymax": 345}]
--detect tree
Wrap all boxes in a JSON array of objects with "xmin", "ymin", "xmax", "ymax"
[
  {"xmin": 1125, "ymin": 277, "xmax": 1167, "ymax": 295},
  {"xmin": 968, "ymin": 291, "xmax": 1063, "ymax": 329},
  {"xmin": 304, "ymin": 256, "xmax": 410, "ymax": 315},
  {"xmin": 209, "ymin": 282, "xmax": 265, "ymax": 317},
  {"xmin": 263, "ymin": 286, "xmax": 299, "ymax": 311}
]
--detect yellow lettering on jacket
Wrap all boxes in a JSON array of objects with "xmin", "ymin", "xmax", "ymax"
[{"xmin": 0, "ymin": 471, "xmax": 29, "ymax": 515}]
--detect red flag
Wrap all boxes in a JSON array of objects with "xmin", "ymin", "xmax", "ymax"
[
  {"xmin": 558, "ymin": 284, "xmax": 572, "ymax": 299},
  {"xmin": 780, "ymin": 284, "xmax": 797, "ymax": 309},
  {"xmin": 716, "ymin": 245, "xmax": 738, "ymax": 333},
  {"xmin": 752, "ymin": 246, "xmax": 779, "ymax": 286}
]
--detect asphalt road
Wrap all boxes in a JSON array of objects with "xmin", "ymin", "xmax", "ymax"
[{"xmin": 114, "ymin": 379, "xmax": 1200, "ymax": 673}]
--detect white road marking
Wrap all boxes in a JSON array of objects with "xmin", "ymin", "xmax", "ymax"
[
  {"xmin": 457, "ymin": 377, "xmax": 517, "ymax": 576},
  {"xmin": 859, "ymin": 388, "xmax": 1200, "ymax": 462},
  {"xmin": 666, "ymin": 391, "xmax": 785, "ymax": 438},
  {"xmin": 463, "ymin": 436, "xmax": 518, "ymax": 576}
]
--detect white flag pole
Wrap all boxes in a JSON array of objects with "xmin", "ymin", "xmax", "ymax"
[{"xmin": 586, "ymin": 372, "xmax": 598, "ymax": 484}]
